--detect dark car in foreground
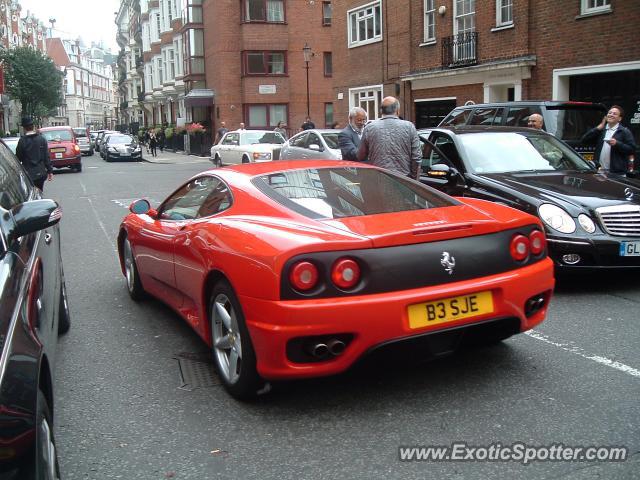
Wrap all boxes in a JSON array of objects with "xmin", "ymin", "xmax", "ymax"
[
  {"xmin": 0, "ymin": 139, "xmax": 69, "ymax": 478},
  {"xmin": 119, "ymin": 160, "xmax": 554, "ymax": 399},
  {"xmin": 102, "ymin": 133, "xmax": 143, "ymax": 162},
  {"xmin": 419, "ymin": 126, "xmax": 640, "ymax": 269},
  {"xmin": 39, "ymin": 126, "xmax": 82, "ymax": 172}
]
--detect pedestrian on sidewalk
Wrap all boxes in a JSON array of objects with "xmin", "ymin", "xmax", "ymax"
[
  {"xmin": 16, "ymin": 116, "xmax": 53, "ymax": 191},
  {"xmin": 143, "ymin": 130, "xmax": 150, "ymax": 153},
  {"xmin": 149, "ymin": 131, "xmax": 158, "ymax": 157},
  {"xmin": 158, "ymin": 128, "xmax": 165, "ymax": 153}
]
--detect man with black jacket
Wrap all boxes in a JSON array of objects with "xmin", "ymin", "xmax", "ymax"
[
  {"xmin": 16, "ymin": 116, "xmax": 52, "ymax": 191},
  {"xmin": 581, "ymin": 105, "xmax": 636, "ymax": 173}
]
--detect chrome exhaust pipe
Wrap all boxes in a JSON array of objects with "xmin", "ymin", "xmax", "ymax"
[
  {"xmin": 309, "ymin": 343, "xmax": 329, "ymax": 359},
  {"xmin": 327, "ymin": 339, "xmax": 346, "ymax": 356}
]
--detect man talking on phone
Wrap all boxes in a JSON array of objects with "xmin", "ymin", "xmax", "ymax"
[{"xmin": 581, "ymin": 105, "xmax": 636, "ymax": 173}]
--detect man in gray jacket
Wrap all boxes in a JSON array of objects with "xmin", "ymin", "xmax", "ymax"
[{"xmin": 356, "ymin": 96, "xmax": 422, "ymax": 179}]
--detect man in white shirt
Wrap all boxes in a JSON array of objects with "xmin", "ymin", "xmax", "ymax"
[{"xmin": 582, "ymin": 105, "xmax": 636, "ymax": 173}]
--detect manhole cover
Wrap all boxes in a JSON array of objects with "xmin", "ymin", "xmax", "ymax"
[{"xmin": 174, "ymin": 352, "xmax": 220, "ymax": 390}]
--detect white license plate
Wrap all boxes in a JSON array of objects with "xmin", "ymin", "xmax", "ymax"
[
  {"xmin": 55, "ymin": 153, "xmax": 63, "ymax": 159},
  {"xmin": 619, "ymin": 241, "xmax": 640, "ymax": 256}
]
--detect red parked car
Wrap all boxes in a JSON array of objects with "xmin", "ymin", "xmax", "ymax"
[
  {"xmin": 118, "ymin": 161, "xmax": 555, "ymax": 399},
  {"xmin": 39, "ymin": 126, "xmax": 82, "ymax": 172}
]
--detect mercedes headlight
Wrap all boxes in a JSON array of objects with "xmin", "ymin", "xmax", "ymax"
[
  {"xmin": 538, "ymin": 204, "xmax": 576, "ymax": 234},
  {"xmin": 578, "ymin": 213, "xmax": 596, "ymax": 233}
]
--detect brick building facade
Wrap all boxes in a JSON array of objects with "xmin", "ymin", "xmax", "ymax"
[
  {"xmin": 332, "ymin": 0, "xmax": 640, "ymax": 142},
  {"xmin": 202, "ymin": 0, "xmax": 333, "ymax": 137}
]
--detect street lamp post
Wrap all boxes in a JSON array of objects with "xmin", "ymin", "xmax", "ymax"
[{"xmin": 302, "ymin": 43, "xmax": 312, "ymax": 118}]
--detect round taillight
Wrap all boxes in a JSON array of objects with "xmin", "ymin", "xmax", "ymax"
[
  {"xmin": 289, "ymin": 261, "xmax": 318, "ymax": 291},
  {"xmin": 529, "ymin": 229, "xmax": 546, "ymax": 256},
  {"xmin": 331, "ymin": 258, "xmax": 360, "ymax": 289},
  {"xmin": 510, "ymin": 234, "xmax": 530, "ymax": 261}
]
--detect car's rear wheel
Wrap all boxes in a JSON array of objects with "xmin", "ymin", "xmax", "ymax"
[
  {"xmin": 74, "ymin": 164, "xmax": 82, "ymax": 172},
  {"xmin": 213, "ymin": 155, "xmax": 222, "ymax": 167},
  {"xmin": 210, "ymin": 280, "xmax": 262, "ymax": 399},
  {"xmin": 58, "ymin": 280, "xmax": 70, "ymax": 334},
  {"xmin": 23, "ymin": 389, "xmax": 60, "ymax": 480},
  {"xmin": 242, "ymin": 155, "xmax": 250, "ymax": 164},
  {"xmin": 123, "ymin": 237, "xmax": 145, "ymax": 300}
]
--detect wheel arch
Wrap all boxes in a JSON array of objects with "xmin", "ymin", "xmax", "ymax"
[{"xmin": 116, "ymin": 228, "xmax": 128, "ymax": 275}]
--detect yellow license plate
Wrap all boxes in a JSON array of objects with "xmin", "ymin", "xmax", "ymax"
[
  {"xmin": 582, "ymin": 153, "xmax": 594, "ymax": 162},
  {"xmin": 407, "ymin": 291, "xmax": 494, "ymax": 329},
  {"xmin": 50, "ymin": 148, "xmax": 65, "ymax": 153}
]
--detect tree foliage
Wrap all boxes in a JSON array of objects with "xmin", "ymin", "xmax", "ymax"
[{"xmin": 0, "ymin": 46, "xmax": 63, "ymax": 121}]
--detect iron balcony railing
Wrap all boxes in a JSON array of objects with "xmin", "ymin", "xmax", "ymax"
[{"xmin": 442, "ymin": 32, "xmax": 478, "ymax": 68}]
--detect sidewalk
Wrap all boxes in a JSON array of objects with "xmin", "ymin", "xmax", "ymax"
[{"xmin": 141, "ymin": 149, "xmax": 212, "ymax": 165}]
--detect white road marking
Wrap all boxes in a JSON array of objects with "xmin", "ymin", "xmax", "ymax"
[
  {"xmin": 80, "ymin": 181, "xmax": 117, "ymax": 253},
  {"xmin": 525, "ymin": 330, "xmax": 640, "ymax": 378}
]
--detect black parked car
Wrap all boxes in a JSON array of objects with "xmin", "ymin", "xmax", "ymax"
[
  {"xmin": 419, "ymin": 126, "xmax": 640, "ymax": 269},
  {"xmin": 103, "ymin": 134, "xmax": 143, "ymax": 162},
  {"xmin": 439, "ymin": 101, "xmax": 608, "ymax": 161},
  {"xmin": 0, "ymin": 139, "xmax": 69, "ymax": 478}
]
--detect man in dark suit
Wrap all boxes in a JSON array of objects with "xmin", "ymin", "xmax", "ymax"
[
  {"xmin": 582, "ymin": 105, "xmax": 637, "ymax": 173},
  {"xmin": 338, "ymin": 107, "xmax": 367, "ymax": 161}
]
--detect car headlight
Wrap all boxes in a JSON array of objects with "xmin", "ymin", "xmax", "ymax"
[
  {"xmin": 538, "ymin": 203, "xmax": 576, "ymax": 234},
  {"xmin": 253, "ymin": 152, "xmax": 272, "ymax": 160},
  {"xmin": 578, "ymin": 213, "xmax": 596, "ymax": 233}
]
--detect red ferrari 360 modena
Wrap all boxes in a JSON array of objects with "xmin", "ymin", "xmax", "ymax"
[{"xmin": 118, "ymin": 160, "xmax": 554, "ymax": 399}]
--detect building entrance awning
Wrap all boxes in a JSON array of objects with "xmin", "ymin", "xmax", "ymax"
[{"xmin": 184, "ymin": 89, "xmax": 215, "ymax": 107}]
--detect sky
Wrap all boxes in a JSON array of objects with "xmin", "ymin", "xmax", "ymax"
[{"xmin": 19, "ymin": 0, "xmax": 121, "ymax": 52}]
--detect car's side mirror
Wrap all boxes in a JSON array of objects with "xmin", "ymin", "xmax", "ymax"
[
  {"xmin": 308, "ymin": 143, "xmax": 322, "ymax": 152},
  {"xmin": 129, "ymin": 199, "xmax": 157, "ymax": 217},
  {"xmin": 8, "ymin": 199, "xmax": 62, "ymax": 241},
  {"xmin": 426, "ymin": 163, "xmax": 459, "ymax": 182}
]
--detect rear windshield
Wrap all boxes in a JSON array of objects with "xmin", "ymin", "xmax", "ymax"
[
  {"xmin": 42, "ymin": 130, "xmax": 74, "ymax": 142},
  {"xmin": 73, "ymin": 128, "xmax": 87, "ymax": 138},
  {"xmin": 253, "ymin": 167, "xmax": 454, "ymax": 219},
  {"xmin": 544, "ymin": 105, "xmax": 607, "ymax": 141},
  {"xmin": 242, "ymin": 131, "xmax": 285, "ymax": 145}
]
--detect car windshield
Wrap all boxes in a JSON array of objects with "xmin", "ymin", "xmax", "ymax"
[
  {"xmin": 42, "ymin": 130, "xmax": 74, "ymax": 142},
  {"xmin": 242, "ymin": 132, "xmax": 285, "ymax": 145},
  {"xmin": 108, "ymin": 135, "xmax": 135, "ymax": 144},
  {"xmin": 321, "ymin": 132, "xmax": 339, "ymax": 149},
  {"xmin": 458, "ymin": 133, "xmax": 595, "ymax": 174},
  {"xmin": 253, "ymin": 167, "xmax": 454, "ymax": 219},
  {"xmin": 73, "ymin": 128, "xmax": 88, "ymax": 138},
  {"xmin": 545, "ymin": 105, "xmax": 606, "ymax": 141}
]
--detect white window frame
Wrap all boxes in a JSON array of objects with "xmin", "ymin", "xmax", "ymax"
[
  {"xmin": 348, "ymin": 84, "xmax": 383, "ymax": 121},
  {"xmin": 347, "ymin": 1, "xmax": 383, "ymax": 48},
  {"xmin": 581, "ymin": 0, "xmax": 611, "ymax": 15},
  {"xmin": 496, "ymin": 0, "xmax": 513, "ymax": 27},
  {"xmin": 423, "ymin": 0, "xmax": 435, "ymax": 43}
]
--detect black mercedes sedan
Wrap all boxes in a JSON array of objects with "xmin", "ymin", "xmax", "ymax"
[
  {"xmin": 418, "ymin": 126, "xmax": 640, "ymax": 269},
  {"xmin": 103, "ymin": 133, "xmax": 143, "ymax": 162},
  {"xmin": 0, "ymin": 139, "xmax": 69, "ymax": 478}
]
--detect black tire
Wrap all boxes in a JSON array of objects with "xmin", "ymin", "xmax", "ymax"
[
  {"xmin": 209, "ymin": 280, "xmax": 263, "ymax": 400},
  {"xmin": 214, "ymin": 155, "xmax": 222, "ymax": 167},
  {"xmin": 74, "ymin": 163, "xmax": 82, "ymax": 172},
  {"xmin": 57, "ymin": 280, "xmax": 70, "ymax": 334},
  {"xmin": 241, "ymin": 155, "xmax": 250, "ymax": 164},
  {"xmin": 89, "ymin": 148, "xmax": 94, "ymax": 155},
  {"xmin": 24, "ymin": 389, "xmax": 60, "ymax": 480},
  {"xmin": 104, "ymin": 154, "xmax": 111, "ymax": 162},
  {"xmin": 123, "ymin": 237, "xmax": 145, "ymax": 300}
]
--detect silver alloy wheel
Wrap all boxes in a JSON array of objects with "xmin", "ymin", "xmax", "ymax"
[
  {"xmin": 39, "ymin": 415, "xmax": 59, "ymax": 479},
  {"xmin": 212, "ymin": 293, "xmax": 243, "ymax": 384},
  {"xmin": 123, "ymin": 239, "xmax": 135, "ymax": 293}
]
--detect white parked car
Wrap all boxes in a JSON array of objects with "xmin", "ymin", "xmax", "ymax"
[
  {"xmin": 279, "ymin": 129, "xmax": 342, "ymax": 160},
  {"xmin": 210, "ymin": 130, "xmax": 286, "ymax": 166}
]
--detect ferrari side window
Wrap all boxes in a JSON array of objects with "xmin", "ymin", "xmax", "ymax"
[
  {"xmin": 198, "ymin": 179, "xmax": 232, "ymax": 217},
  {"xmin": 160, "ymin": 176, "xmax": 218, "ymax": 221}
]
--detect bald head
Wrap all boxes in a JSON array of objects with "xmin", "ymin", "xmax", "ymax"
[
  {"xmin": 381, "ymin": 96, "xmax": 400, "ymax": 116},
  {"xmin": 527, "ymin": 113, "xmax": 544, "ymax": 129}
]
